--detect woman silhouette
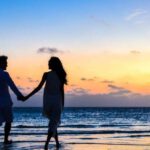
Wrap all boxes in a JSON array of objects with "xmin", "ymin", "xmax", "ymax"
[{"xmin": 23, "ymin": 57, "xmax": 67, "ymax": 149}]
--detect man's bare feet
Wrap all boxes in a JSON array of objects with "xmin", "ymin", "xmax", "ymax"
[{"xmin": 4, "ymin": 140, "xmax": 12, "ymax": 144}]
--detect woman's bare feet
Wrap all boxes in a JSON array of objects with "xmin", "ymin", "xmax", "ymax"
[
  {"xmin": 44, "ymin": 142, "xmax": 48, "ymax": 150},
  {"xmin": 56, "ymin": 142, "xmax": 60, "ymax": 148}
]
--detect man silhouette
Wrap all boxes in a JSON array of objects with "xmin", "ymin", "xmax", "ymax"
[{"xmin": 0, "ymin": 55, "xmax": 24, "ymax": 144}]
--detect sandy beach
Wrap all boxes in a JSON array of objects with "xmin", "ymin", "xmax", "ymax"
[
  {"xmin": 0, "ymin": 142, "xmax": 150, "ymax": 150},
  {"xmin": 0, "ymin": 133, "xmax": 150, "ymax": 150}
]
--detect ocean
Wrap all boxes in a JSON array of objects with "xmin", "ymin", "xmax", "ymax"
[{"xmin": 0, "ymin": 107, "xmax": 150, "ymax": 150}]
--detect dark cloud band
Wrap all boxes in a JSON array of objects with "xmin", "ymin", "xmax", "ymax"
[{"xmin": 37, "ymin": 47, "xmax": 63, "ymax": 54}]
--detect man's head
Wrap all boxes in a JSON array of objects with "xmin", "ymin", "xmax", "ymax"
[{"xmin": 0, "ymin": 55, "xmax": 8, "ymax": 70}]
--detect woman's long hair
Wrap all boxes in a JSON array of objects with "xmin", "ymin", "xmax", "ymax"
[{"xmin": 49, "ymin": 57, "xmax": 67, "ymax": 85}]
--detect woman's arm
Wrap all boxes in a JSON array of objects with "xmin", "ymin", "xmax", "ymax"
[
  {"xmin": 25, "ymin": 72, "xmax": 47, "ymax": 100},
  {"xmin": 61, "ymin": 85, "xmax": 64, "ymax": 109}
]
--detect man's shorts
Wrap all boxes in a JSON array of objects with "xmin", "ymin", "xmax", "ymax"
[{"xmin": 0, "ymin": 106, "xmax": 13, "ymax": 126}]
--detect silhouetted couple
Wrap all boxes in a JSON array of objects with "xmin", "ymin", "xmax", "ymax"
[{"xmin": 0, "ymin": 55, "xmax": 67, "ymax": 149}]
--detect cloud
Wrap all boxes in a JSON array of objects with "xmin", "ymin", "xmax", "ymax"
[
  {"xmin": 67, "ymin": 84, "xmax": 132, "ymax": 98},
  {"xmin": 81, "ymin": 78, "xmax": 86, "ymax": 81},
  {"xmin": 134, "ymin": 20, "xmax": 145, "ymax": 25},
  {"xmin": 108, "ymin": 84, "xmax": 131, "ymax": 96},
  {"xmin": 108, "ymin": 84, "xmax": 124, "ymax": 90},
  {"xmin": 18, "ymin": 86, "xmax": 26, "ymax": 91},
  {"xmin": 125, "ymin": 9, "xmax": 148, "ymax": 21},
  {"xmin": 130, "ymin": 50, "xmax": 141, "ymax": 54},
  {"xmin": 70, "ymin": 84, "xmax": 77, "ymax": 87},
  {"xmin": 14, "ymin": 85, "xmax": 31, "ymax": 93},
  {"xmin": 101, "ymin": 80, "xmax": 114, "ymax": 84},
  {"xmin": 12, "ymin": 85, "xmax": 34, "ymax": 93},
  {"xmin": 12, "ymin": 91, "xmax": 150, "ymax": 107},
  {"xmin": 65, "ymin": 92, "xmax": 150, "ymax": 107},
  {"xmin": 27, "ymin": 77, "xmax": 39, "ymax": 83},
  {"xmin": 11, "ymin": 84, "xmax": 150, "ymax": 107},
  {"xmin": 90, "ymin": 15, "xmax": 112, "ymax": 28},
  {"xmin": 81, "ymin": 77, "xmax": 98, "ymax": 81},
  {"xmin": 81, "ymin": 78, "xmax": 94, "ymax": 81},
  {"xmin": 67, "ymin": 87, "xmax": 90, "ymax": 96},
  {"xmin": 16, "ymin": 76, "xmax": 21, "ymax": 80},
  {"xmin": 37, "ymin": 47, "xmax": 63, "ymax": 54},
  {"xmin": 25, "ymin": 88, "xmax": 30, "ymax": 91}
]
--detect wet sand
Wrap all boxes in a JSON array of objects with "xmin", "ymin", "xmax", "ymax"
[{"xmin": 0, "ymin": 141, "xmax": 150, "ymax": 150}]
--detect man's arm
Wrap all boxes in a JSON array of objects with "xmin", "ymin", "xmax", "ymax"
[{"xmin": 4, "ymin": 72, "xmax": 23, "ymax": 97}]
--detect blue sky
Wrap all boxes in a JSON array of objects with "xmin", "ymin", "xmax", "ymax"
[{"xmin": 1, "ymin": 0, "xmax": 150, "ymax": 55}]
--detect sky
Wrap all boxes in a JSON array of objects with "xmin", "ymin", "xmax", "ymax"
[{"xmin": 0, "ymin": 0, "xmax": 150, "ymax": 107}]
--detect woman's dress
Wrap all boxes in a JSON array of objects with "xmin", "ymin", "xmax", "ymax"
[{"xmin": 43, "ymin": 71, "xmax": 62, "ymax": 133}]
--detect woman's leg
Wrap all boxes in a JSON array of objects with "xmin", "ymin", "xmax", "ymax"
[{"xmin": 44, "ymin": 121, "xmax": 53, "ymax": 150}]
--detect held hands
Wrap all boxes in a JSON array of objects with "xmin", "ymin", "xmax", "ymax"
[{"xmin": 17, "ymin": 95, "xmax": 29, "ymax": 102}]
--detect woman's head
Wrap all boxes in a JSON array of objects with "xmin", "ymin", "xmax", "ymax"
[
  {"xmin": 49, "ymin": 57, "xmax": 67, "ymax": 85},
  {"xmin": 49, "ymin": 57, "xmax": 62, "ymax": 70}
]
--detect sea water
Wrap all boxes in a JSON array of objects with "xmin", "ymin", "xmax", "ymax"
[{"xmin": 0, "ymin": 107, "xmax": 150, "ymax": 149}]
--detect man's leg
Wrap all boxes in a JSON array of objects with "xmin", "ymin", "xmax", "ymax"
[
  {"xmin": 54, "ymin": 129, "xmax": 60, "ymax": 148},
  {"xmin": 4, "ymin": 122, "xmax": 12, "ymax": 144}
]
